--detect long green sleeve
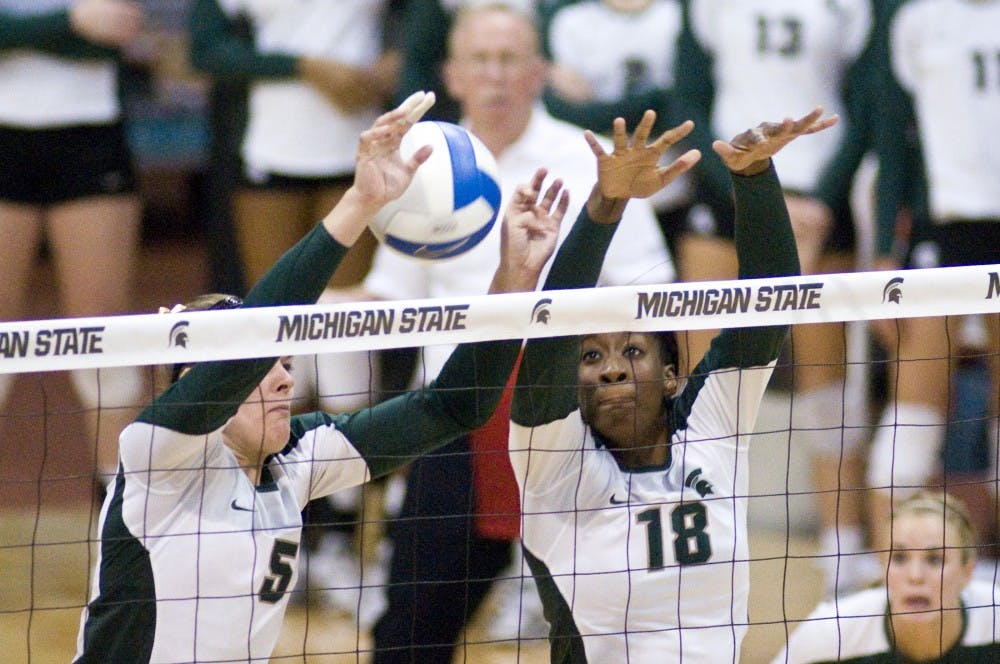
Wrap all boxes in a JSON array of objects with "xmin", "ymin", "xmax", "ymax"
[
  {"xmin": 321, "ymin": 334, "xmax": 522, "ymax": 479},
  {"xmin": 700, "ymin": 163, "xmax": 799, "ymax": 372},
  {"xmin": 0, "ymin": 10, "xmax": 115, "ymax": 59},
  {"xmin": 139, "ymin": 224, "xmax": 347, "ymax": 434},
  {"xmin": 513, "ymin": 206, "xmax": 619, "ymax": 426},
  {"xmin": 188, "ymin": 0, "xmax": 298, "ymax": 81}
]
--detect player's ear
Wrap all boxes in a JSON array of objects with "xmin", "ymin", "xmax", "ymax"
[{"xmin": 663, "ymin": 364, "xmax": 678, "ymax": 399}]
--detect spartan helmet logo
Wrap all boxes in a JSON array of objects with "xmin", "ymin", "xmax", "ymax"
[
  {"xmin": 684, "ymin": 468, "xmax": 714, "ymax": 498},
  {"xmin": 169, "ymin": 321, "xmax": 191, "ymax": 348},
  {"xmin": 882, "ymin": 277, "xmax": 904, "ymax": 304},
  {"xmin": 531, "ymin": 298, "xmax": 553, "ymax": 324}
]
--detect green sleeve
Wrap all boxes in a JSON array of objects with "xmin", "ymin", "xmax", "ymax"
[
  {"xmin": 873, "ymin": 0, "xmax": 929, "ymax": 260},
  {"xmin": 188, "ymin": 0, "xmax": 298, "ymax": 81},
  {"xmin": 395, "ymin": 0, "xmax": 460, "ymax": 122},
  {"xmin": 0, "ymin": 10, "xmax": 116, "ymax": 59},
  {"xmin": 512, "ymin": 207, "xmax": 619, "ymax": 426},
  {"xmin": 673, "ymin": 2, "xmax": 732, "ymax": 215},
  {"xmin": 813, "ymin": 6, "xmax": 881, "ymax": 211},
  {"xmin": 324, "ymin": 337, "xmax": 522, "ymax": 478},
  {"xmin": 694, "ymin": 163, "xmax": 799, "ymax": 374},
  {"xmin": 138, "ymin": 224, "xmax": 348, "ymax": 433}
]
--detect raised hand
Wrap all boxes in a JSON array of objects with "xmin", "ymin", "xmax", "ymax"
[
  {"xmin": 583, "ymin": 110, "xmax": 701, "ymax": 201},
  {"xmin": 491, "ymin": 168, "xmax": 569, "ymax": 294},
  {"xmin": 351, "ymin": 90, "xmax": 436, "ymax": 211},
  {"xmin": 713, "ymin": 106, "xmax": 838, "ymax": 175}
]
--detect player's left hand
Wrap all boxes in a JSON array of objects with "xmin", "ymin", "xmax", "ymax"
[
  {"xmin": 715, "ymin": 107, "xmax": 838, "ymax": 175},
  {"xmin": 491, "ymin": 168, "xmax": 568, "ymax": 293},
  {"xmin": 584, "ymin": 111, "xmax": 701, "ymax": 201},
  {"xmin": 351, "ymin": 90, "xmax": 436, "ymax": 211}
]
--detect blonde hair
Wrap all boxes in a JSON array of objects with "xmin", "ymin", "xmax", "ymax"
[{"xmin": 893, "ymin": 490, "xmax": 978, "ymax": 563}]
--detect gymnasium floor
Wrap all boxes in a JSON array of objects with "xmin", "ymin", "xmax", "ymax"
[{"xmin": 0, "ymin": 239, "xmax": 827, "ymax": 663}]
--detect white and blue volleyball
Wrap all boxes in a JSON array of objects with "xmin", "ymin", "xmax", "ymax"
[{"xmin": 370, "ymin": 121, "xmax": 501, "ymax": 261}]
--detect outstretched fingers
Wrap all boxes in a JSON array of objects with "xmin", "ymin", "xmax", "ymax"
[
  {"xmin": 536, "ymin": 179, "xmax": 570, "ymax": 227},
  {"xmin": 630, "ymin": 110, "xmax": 657, "ymax": 150},
  {"xmin": 538, "ymin": 176, "xmax": 567, "ymax": 215},
  {"xmin": 649, "ymin": 119, "xmax": 695, "ymax": 153},
  {"xmin": 657, "ymin": 148, "xmax": 702, "ymax": 186},
  {"xmin": 584, "ymin": 129, "xmax": 607, "ymax": 159},
  {"xmin": 392, "ymin": 90, "xmax": 436, "ymax": 126}
]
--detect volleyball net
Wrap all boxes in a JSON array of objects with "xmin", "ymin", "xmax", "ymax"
[{"xmin": 2, "ymin": 264, "xmax": 998, "ymax": 662}]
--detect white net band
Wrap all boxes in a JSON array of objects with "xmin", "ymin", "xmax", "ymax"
[{"xmin": 2, "ymin": 264, "xmax": 998, "ymax": 374}]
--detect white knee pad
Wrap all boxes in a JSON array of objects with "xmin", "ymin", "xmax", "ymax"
[
  {"xmin": 793, "ymin": 383, "xmax": 868, "ymax": 458},
  {"xmin": 70, "ymin": 365, "xmax": 146, "ymax": 410},
  {"xmin": 866, "ymin": 402, "xmax": 945, "ymax": 493}
]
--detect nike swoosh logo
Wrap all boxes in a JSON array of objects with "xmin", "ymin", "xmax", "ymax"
[
  {"xmin": 609, "ymin": 494, "xmax": 629, "ymax": 505},
  {"xmin": 231, "ymin": 499, "xmax": 254, "ymax": 512}
]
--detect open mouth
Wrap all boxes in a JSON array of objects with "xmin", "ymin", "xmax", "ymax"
[{"xmin": 899, "ymin": 596, "xmax": 934, "ymax": 614}]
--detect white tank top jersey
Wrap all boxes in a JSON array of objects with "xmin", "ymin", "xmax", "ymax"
[
  {"xmin": 891, "ymin": 0, "xmax": 1000, "ymax": 223},
  {"xmin": 75, "ymin": 420, "xmax": 372, "ymax": 662},
  {"xmin": 0, "ymin": 0, "xmax": 119, "ymax": 127},
  {"xmin": 511, "ymin": 348, "xmax": 775, "ymax": 662},
  {"xmin": 689, "ymin": 0, "xmax": 872, "ymax": 191},
  {"xmin": 217, "ymin": 0, "xmax": 385, "ymax": 177}
]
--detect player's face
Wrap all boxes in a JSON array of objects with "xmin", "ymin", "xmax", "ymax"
[
  {"xmin": 444, "ymin": 8, "xmax": 546, "ymax": 131},
  {"xmin": 885, "ymin": 512, "xmax": 974, "ymax": 623},
  {"xmin": 577, "ymin": 332, "xmax": 675, "ymax": 452},
  {"xmin": 223, "ymin": 358, "xmax": 296, "ymax": 464}
]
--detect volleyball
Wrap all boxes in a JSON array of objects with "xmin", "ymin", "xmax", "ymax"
[{"xmin": 370, "ymin": 121, "xmax": 502, "ymax": 261}]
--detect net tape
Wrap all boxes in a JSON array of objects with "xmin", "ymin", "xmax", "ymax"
[{"xmin": 2, "ymin": 265, "xmax": 998, "ymax": 374}]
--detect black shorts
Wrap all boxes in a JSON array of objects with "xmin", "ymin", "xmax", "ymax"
[
  {"xmin": 938, "ymin": 220, "xmax": 1000, "ymax": 267},
  {"xmin": 240, "ymin": 169, "xmax": 353, "ymax": 191},
  {"xmin": 682, "ymin": 188, "xmax": 856, "ymax": 254},
  {"xmin": 0, "ymin": 122, "xmax": 136, "ymax": 204},
  {"xmin": 908, "ymin": 219, "xmax": 1000, "ymax": 268}
]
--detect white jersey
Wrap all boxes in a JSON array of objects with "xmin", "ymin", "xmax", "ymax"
[
  {"xmin": 363, "ymin": 105, "xmax": 675, "ymax": 381},
  {"xmin": 688, "ymin": 0, "xmax": 871, "ymax": 190},
  {"xmin": 218, "ymin": 0, "xmax": 385, "ymax": 177},
  {"xmin": 0, "ymin": 0, "xmax": 119, "ymax": 127},
  {"xmin": 509, "ymin": 164, "xmax": 796, "ymax": 663},
  {"xmin": 890, "ymin": 0, "xmax": 1000, "ymax": 222},
  {"xmin": 547, "ymin": 0, "xmax": 681, "ymax": 101},
  {"xmin": 773, "ymin": 580, "xmax": 1000, "ymax": 663},
  {"xmin": 545, "ymin": 0, "xmax": 690, "ymax": 210},
  {"xmin": 75, "ymin": 417, "xmax": 371, "ymax": 663},
  {"xmin": 511, "ymin": 347, "xmax": 776, "ymax": 662}
]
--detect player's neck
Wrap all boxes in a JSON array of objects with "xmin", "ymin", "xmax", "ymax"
[{"xmin": 890, "ymin": 611, "xmax": 963, "ymax": 661}]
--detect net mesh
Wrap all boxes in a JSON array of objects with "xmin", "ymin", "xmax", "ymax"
[{"xmin": 1, "ymin": 266, "xmax": 998, "ymax": 662}]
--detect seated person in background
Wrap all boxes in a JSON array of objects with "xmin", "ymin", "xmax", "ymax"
[{"xmin": 774, "ymin": 490, "xmax": 1000, "ymax": 663}]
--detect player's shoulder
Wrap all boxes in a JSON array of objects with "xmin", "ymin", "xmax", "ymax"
[
  {"xmin": 962, "ymin": 580, "xmax": 1000, "ymax": 646},
  {"xmin": 784, "ymin": 586, "xmax": 888, "ymax": 646}
]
